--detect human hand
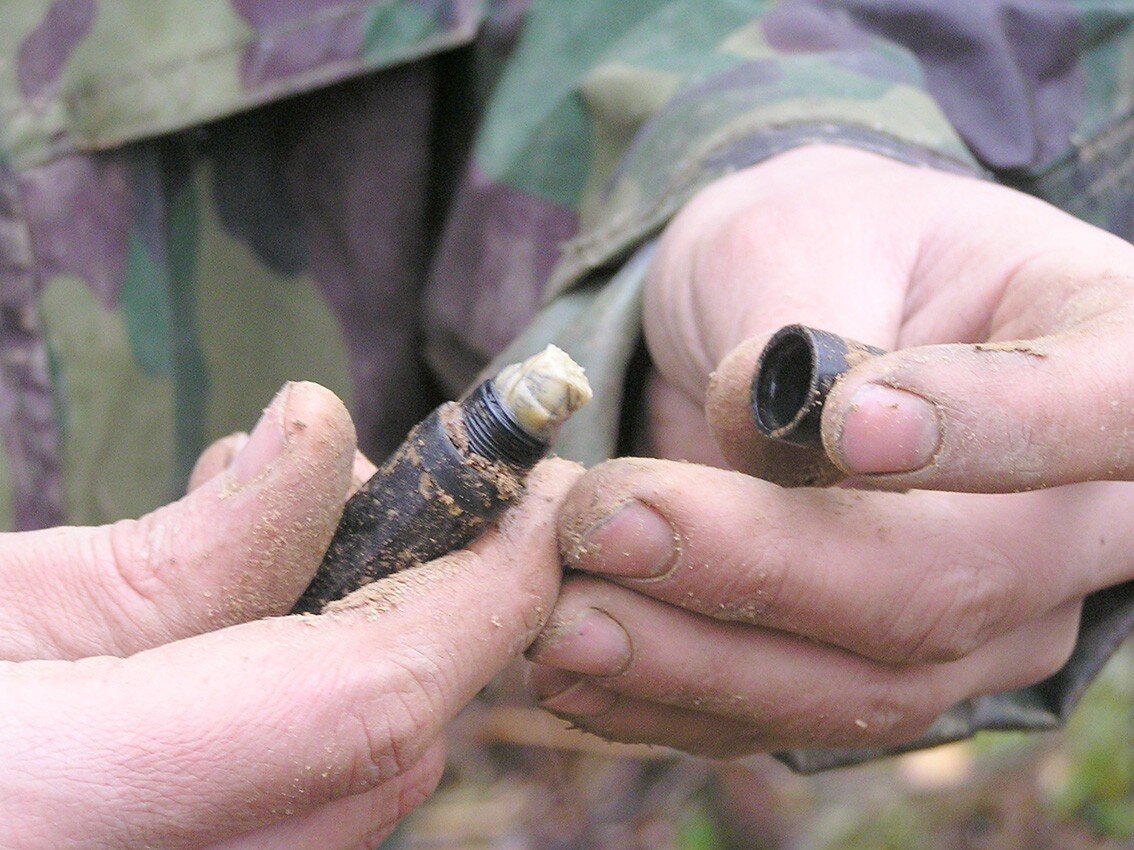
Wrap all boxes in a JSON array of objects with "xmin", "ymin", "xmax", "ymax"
[
  {"xmin": 0, "ymin": 381, "xmax": 578, "ymax": 848},
  {"xmin": 526, "ymin": 145, "xmax": 1134, "ymax": 757}
]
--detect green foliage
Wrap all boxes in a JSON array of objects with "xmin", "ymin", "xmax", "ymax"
[
  {"xmin": 814, "ymin": 802, "xmax": 931, "ymax": 850},
  {"xmin": 1048, "ymin": 651, "xmax": 1134, "ymax": 839},
  {"xmin": 679, "ymin": 803, "xmax": 725, "ymax": 850}
]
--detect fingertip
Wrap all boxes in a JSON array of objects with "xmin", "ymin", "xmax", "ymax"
[
  {"xmin": 476, "ymin": 458, "xmax": 587, "ymax": 636},
  {"xmin": 208, "ymin": 382, "xmax": 356, "ymax": 495},
  {"xmin": 165, "ymin": 383, "xmax": 359, "ymax": 628},
  {"xmin": 818, "ymin": 341, "xmax": 1067, "ymax": 491},
  {"xmin": 225, "ymin": 381, "xmax": 357, "ymax": 520},
  {"xmin": 277, "ymin": 381, "xmax": 357, "ymax": 467},
  {"xmin": 704, "ymin": 334, "xmax": 767, "ymax": 475},
  {"xmin": 557, "ymin": 458, "xmax": 654, "ymax": 561},
  {"xmin": 491, "ymin": 456, "xmax": 586, "ymax": 565},
  {"xmin": 526, "ymin": 662, "xmax": 584, "ymax": 701}
]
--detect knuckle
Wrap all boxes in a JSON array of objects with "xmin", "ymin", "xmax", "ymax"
[
  {"xmin": 99, "ymin": 514, "xmax": 177, "ymax": 622},
  {"xmin": 846, "ymin": 674, "xmax": 941, "ymax": 747},
  {"xmin": 339, "ymin": 690, "xmax": 418, "ymax": 795},
  {"xmin": 712, "ymin": 535, "xmax": 794, "ymax": 622},
  {"xmin": 336, "ymin": 650, "xmax": 448, "ymax": 796},
  {"xmin": 395, "ymin": 759, "xmax": 444, "ymax": 821},
  {"xmin": 357, "ymin": 759, "xmax": 444, "ymax": 850},
  {"xmin": 889, "ymin": 554, "xmax": 1018, "ymax": 664}
]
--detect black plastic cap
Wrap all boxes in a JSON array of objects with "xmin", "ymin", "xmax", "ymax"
[{"xmin": 751, "ymin": 324, "xmax": 885, "ymax": 449}]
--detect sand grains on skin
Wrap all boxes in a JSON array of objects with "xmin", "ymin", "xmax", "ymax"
[{"xmin": 326, "ymin": 554, "xmax": 472, "ymax": 618}]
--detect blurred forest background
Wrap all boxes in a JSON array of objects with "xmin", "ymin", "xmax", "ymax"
[{"xmin": 388, "ymin": 641, "xmax": 1133, "ymax": 849}]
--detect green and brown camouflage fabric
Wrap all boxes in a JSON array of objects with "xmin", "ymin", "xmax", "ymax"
[{"xmin": 0, "ymin": 0, "xmax": 1131, "ymax": 785}]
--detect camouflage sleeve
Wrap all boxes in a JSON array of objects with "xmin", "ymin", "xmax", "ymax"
[
  {"xmin": 486, "ymin": 1, "xmax": 1134, "ymax": 772},
  {"xmin": 0, "ymin": 0, "xmax": 484, "ymax": 170},
  {"xmin": 541, "ymin": 2, "xmax": 985, "ymax": 302}
]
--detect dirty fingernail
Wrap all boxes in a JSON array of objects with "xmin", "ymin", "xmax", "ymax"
[
  {"xmin": 540, "ymin": 681, "xmax": 618, "ymax": 718},
  {"xmin": 528, "ymin": 665, "xmax": 618, "ymax": 718},
  {"xmin": 527, "ymin": 608, "xmax": 632, "ymax": 676},
  {"xmin": 230, "ymin": 384, "xmax": 292, "ymax": 484},
  {"xmin": 834, "ymin": 385, "xmax": 941, "ymax": 474},
  {"xmin": 528, "ymin": 665, "xmax": 583, "ymax": 701},
  {"xmin": 567, "ymin": 501, "xmax": 679, "ymax": 579}
]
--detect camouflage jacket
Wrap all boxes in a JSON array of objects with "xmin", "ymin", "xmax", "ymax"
[{"xmin": 0, "ymin": 0, "xmax": 1131, "ymax": 779}]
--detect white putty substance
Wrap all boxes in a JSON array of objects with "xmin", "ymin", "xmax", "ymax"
[{"xmin": 493, "ymin": 345, "xmax": 592, "ymax": 439}]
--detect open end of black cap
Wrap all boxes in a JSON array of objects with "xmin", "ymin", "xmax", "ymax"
[
  {"xmin": 750, "ymin": 324, "xmax": 886, "ymax": 449},
  {"xmin": 752, "ymin": 327, "xmax": 817, "ymax": 437}
]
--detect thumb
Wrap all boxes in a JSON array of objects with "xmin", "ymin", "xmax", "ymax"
[
  {"xmin": 0, "ymin": 381, "xmax": 355, "ymax": 660},
  {"xmin": 821, "ymin": 317, "xmax": 1134, "ymax": 492}
]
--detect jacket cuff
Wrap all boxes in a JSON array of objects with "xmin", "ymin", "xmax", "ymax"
[
  {"xmin": 544, "ymin": 68, "xmax": 982, "ymax": 303},
  {"xmin": 491, "ymin": 120, "xmax": 980, "ymax": 465}
]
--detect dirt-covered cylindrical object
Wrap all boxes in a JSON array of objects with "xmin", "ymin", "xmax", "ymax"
[
  {"xmin": 291, "ymin": 391, "xmax": 534, "ymax": 614},
  {"xmin": 291, "ymin": 345, "xmax": 591, "ymax": 614}
]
